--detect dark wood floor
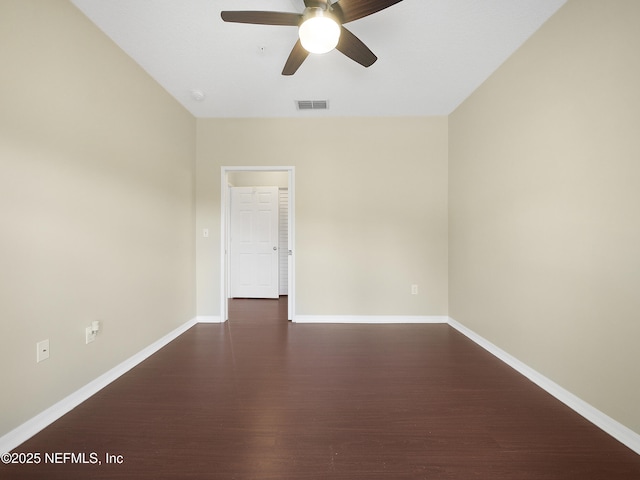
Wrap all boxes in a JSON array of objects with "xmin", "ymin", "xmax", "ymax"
[{"xmin": 3, "ymin": 297, "xmax": 639, "ymax": 479}]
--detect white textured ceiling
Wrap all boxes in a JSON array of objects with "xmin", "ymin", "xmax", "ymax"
[{"xmin": 70, "ymin": 0, "xmax": 567, "ymax": 118}]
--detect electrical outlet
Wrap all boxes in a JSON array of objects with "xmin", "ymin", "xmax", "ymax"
[
  {"xmin": 85, "ymin": 327, "xmax": 96, "ymax": 344},
  {"xmin": 411, "ymin": 284, "xmax": 419, "ymax": 295},
  {"xmin": 37, "ymin": 339, "xmax": 50, "ymax": 363}
]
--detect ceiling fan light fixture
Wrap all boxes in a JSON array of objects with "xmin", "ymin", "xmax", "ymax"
[{"xmin": 299, "ymin": 9, "xmax": 341, "ymax": 54}]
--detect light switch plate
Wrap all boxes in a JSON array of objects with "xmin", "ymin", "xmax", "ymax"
[{"xmin": 86, "ymin": 327, "xmax": 96, "ymax": 344}]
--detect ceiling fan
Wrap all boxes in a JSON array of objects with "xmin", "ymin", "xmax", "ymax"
[{"xmin": 220, "ymin": 0, "xmax": 404, "ymax": 75}]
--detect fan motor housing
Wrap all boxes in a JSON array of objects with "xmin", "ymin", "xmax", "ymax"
[{"xmin": 305, "ymin": 0, "xmax": 331, "ymax": 9}]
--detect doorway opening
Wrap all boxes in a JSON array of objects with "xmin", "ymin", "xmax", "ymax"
[{"xmin": 220, "ymin": 166, "xmax": 295, "ymax": 322}]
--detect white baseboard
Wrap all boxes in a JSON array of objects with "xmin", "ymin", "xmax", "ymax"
[
  {"xmin": 4, "ymin": 315, "xmax": 637, "ymax": 457},
  {"xmin": 448, "ymin": 317, "xmax": 640, "ymax": 455},
  {"xmin": 196, "ymin": 315, "xmax": 223, "ymax": 323},
  {"xmin": 0, "ymin": 317, "xmax": 199, "ymax": 455},
  {"xmin": 294, "ymin": 315, "xmax": 449, "ymax": 324}
]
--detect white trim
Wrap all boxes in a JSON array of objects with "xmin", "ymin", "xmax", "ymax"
[
  {"xmin": 220, "ymin": 171, "xmax": 228, "ymax": 322},
  {"xmin": 448, "ymin": 317, "xmax": 640, "ymax": 455},
  {"xmin": 287, "ymin": 168, "xmax": 295, "ymax": 320},
  {"xmin": 196, "ymin": 315, "xmax": 223, "ymax": 323},
  {"xmin": 294, "ymin": 315, "xmax": 449, "ymax": 324},
  {"xmin": 0, "ymin": 317, "xmax": 198, "ymax": 454},
  {"xmin": 220, "ymin": 166, "xmax": 295, "ymax": 322},
  {"xmin": 4, "ymin": 314, "xmax": 637, "ymax": 457}
]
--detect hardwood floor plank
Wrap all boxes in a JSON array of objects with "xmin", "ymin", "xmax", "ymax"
[{"xmin": 2, "ymin": 297, "xmax": 639, "ymax": 479}]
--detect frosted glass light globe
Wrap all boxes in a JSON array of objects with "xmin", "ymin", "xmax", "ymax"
[{"xmin": 299, "ymin": 15, "xmax": 341, "ymax": 54}]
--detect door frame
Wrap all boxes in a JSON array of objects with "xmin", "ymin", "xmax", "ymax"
[{"xmin": 220, "ymin": 166, "xmax": 295, "ymax": 321}]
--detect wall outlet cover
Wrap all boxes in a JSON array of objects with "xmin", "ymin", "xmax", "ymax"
[{"xmin": 37, "ymin": 339, "xmax": 50, "ymax": 363}]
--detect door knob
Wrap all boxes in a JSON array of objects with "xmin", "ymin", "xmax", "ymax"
[{"xmin": 273, "ymin": 246, "xmax": 277, "ymax": 251}]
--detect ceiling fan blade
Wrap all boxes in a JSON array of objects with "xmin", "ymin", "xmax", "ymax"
[
  {"xmin": 221, "ymin": 11, "xmax": 301, "ymax": 26},
  {"xmin": 335, "ymin": 26, "xmax": 377, "ymax": 67},
  {"xmin": 332, "ymin": 0, "xmax": 404, "ymax": 24},
  {"xmin": 282, "ymin": 40, "xmax": 309, "ymax": 76}
]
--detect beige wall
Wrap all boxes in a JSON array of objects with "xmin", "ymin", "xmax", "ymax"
[
  {"xmin": 449, "ymin": 0, "xmax": 640, "ymax": 434},
  {"xmin": 0, "ymin": 0, "xmax": 196, "ymax": 436},
  {"xmin": 227, "ymin": 171, "xmax": 289, "ymax": 188},
  {"xmin": 196, "ymin": 117, "xmax": 449, "ymax": 317}
]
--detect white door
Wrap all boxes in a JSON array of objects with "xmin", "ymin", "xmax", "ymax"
[{"xmin": 230, "ymin": 186, "xmax": 279, "ymax": 298}]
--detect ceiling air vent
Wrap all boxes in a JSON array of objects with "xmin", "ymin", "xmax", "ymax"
[{"xmin": 295, "ymin": 100, "xmax": 329, "ymax": 111}]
